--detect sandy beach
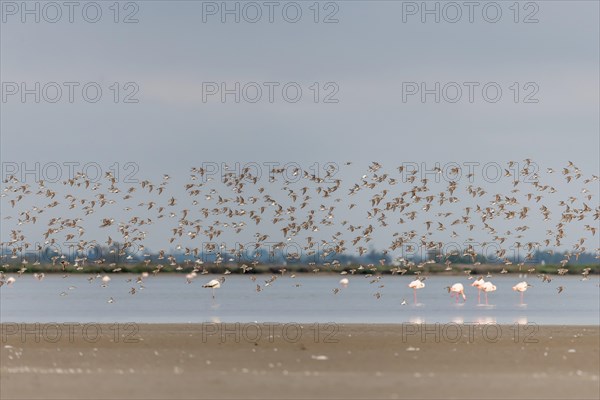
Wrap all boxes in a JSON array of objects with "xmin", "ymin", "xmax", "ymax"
[{"xmin": 1, "ymin": 323, "xmax": 598, "ymax": 399}]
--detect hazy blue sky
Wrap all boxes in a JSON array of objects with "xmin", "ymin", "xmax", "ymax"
[{"xmin": 1, "ymin": 1, "xmax": 598, "ymax": 254}]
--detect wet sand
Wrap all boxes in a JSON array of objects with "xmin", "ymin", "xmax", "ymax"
[{"xmin": 1, "ymin": 323, "xmax": 599, "ymax": 399}]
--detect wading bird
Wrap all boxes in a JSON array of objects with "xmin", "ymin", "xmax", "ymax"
[
  {"xmin": 512, "ymin": 281, "xmax": 531, "ymax": 305},
  {"xmin": 481, "ymin": 281, "xmax": 496, "ymax": 305},
  {"xmin": 447, "ymin": 283, "xmax": 466, "ymax": 303},
  {"xmin": 203, "ymin": 277, "xmax": 224, "ymax": 299},
  {"xmin": 471, "ymin": 276, "xmax": 485, "ymax": 304},
  {"xmin": 408, "ymin": 278, "xmax": 425, "ymax": 304}
]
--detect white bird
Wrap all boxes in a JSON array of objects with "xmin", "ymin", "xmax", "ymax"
[
  {"xmin": 471, "ymin": 276, "xmax": 485, "ymax": 304},
  {"xmin": 408, "ymin": 279, "xmax": 425, "ymax": 304},
  {"xmin": 203, "ymin": 278, "xmax": 223, "ymax": 299},
  {"xmin": 481, "ymin": 281, "xmax": 496, "ymax": 305},
  {"xmin": 186, "ymin": 271, "xmax": 197, "ymax": 283},
  {"xmin": 512, "ymin": 281, "xmax": 531, "ymax": 305},
  {"xmin": 6, "ymin": 277, "xmax": 16, "ymax": 286},
  {"xmin": 339, "ymin": 278, "xmax": 349, "ymax": 287},
  {"xmin": 447, "ymin": 283, "xmax": 466, "ymax": 303}
]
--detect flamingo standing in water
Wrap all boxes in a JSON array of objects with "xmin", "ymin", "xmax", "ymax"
[
  {"xmin": 203, "ymin": 277, "xmax": 224, "ymax": 299},
  {"xmin": 512, "ymin": 281, "xmax": 531, "ymax": 305},
  {"xmin": 471, "ymin": 276, "xmax": 485, "ymax": 304},
  {"xmin": 408, "ymin": 279, "xmax": 425, "ymax": 304},
  {"xmin": 447, "ymin": 283, "xmax": 466, "ymax": 303},
  {"xmin": 481, "ymin": 281, "xmax": 496, "ymax": 305}
]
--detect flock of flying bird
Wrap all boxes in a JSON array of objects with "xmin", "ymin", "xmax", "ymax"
[{"xmin": 0, "ymin": 159, "xmax": 598, "ymax": 304}]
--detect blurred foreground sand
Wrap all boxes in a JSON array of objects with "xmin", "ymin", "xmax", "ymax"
[{"xmin": 1, "ymin": 324, "xmax": 599, "ymax": 399}]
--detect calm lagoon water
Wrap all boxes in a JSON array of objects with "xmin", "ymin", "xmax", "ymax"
[{"xmin": 1, "ymin": 274, "xmax": 598, "ymax": 325}]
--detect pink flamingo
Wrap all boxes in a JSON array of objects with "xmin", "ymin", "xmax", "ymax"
[
  {"xmin": 202, "ymin": 278, "xmax": 223, "ymax": 299},
  {"xmin": 471, "ymin": 276, "xmax": 485, "ymax": 304},
  {"xmin": 447, "ymin": 283, "xmax": 466, "ymax": 303},
  {"xmin": 408, "ymin": 279, "xmax": 425, "ymax": 304},
  {"xmin": 512, "ymin": 281, "xmax": 531, "ymax": 305},
  {"xmin": 481, "ymin": 281, "xmax": 496, "ymax": 305}
]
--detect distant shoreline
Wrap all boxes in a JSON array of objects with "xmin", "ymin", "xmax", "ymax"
[{"xmin": 1, "ymin": 263, "xmax": 598, "ymax": 275}]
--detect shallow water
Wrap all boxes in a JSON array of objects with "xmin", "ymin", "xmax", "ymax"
[{"xmin": 1, "ymin": 274, "xmax": 598, "ymax": 324}]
